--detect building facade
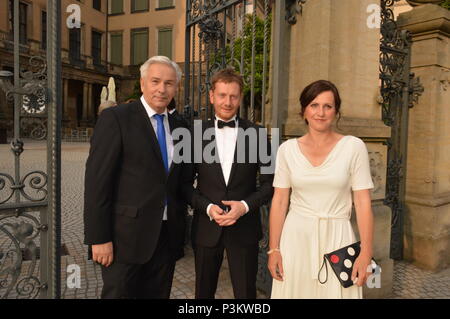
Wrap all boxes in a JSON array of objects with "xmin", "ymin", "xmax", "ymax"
[{"xmin": 0, "ymin": 0, "xmax": 186, "ymax": 133}]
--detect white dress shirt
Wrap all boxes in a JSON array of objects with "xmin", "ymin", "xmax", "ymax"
[
  {"xmin": 140, "ymin": 95, "xmax": 174, "ymax": 220},
  {"xmin": 206, "ymin": 115, "xmax": 249, "ymax": 220}
]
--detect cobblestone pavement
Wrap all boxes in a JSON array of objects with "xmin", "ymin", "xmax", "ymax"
[{"xmin": 0, "ymin": 141, "xmax": 449, "ymax": 299}]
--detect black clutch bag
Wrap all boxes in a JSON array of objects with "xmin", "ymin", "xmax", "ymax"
[{"xmin": 318, "ymin": 241, "xmax": 378, "ymax": 288}]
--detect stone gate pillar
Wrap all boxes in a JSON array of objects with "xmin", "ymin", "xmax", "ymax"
[
  {"xmin": 267, "ymin": 0, "xmax": 393, "ymax": 298},
  {"xmin": 397, "ymin": 4, "xmax": 450, "ymax": 271}
]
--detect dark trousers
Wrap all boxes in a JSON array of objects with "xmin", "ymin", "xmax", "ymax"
[
  {"xmin": 194, "ymin": 230, "xmax": 259, "ymax": 299},
  {"xmin": 100, "ymin": 222, "xmax": 176, "ymax": 299}
]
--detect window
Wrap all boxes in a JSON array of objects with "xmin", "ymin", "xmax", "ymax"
[
  {"xmin": 110, "ymin": 33, "xmax": 123, "ymax": 65},
  {"xmin": 9, "ymin": 0, "xmax": 28, "ymax": 45},
  {"xmin": 92, "ymin": 31, "xmax": 102, "ymax": 65},
  {"xmin": 69, "ymin": 28, "xmax": 81, "ymax": 61},
  {"xmin": 131, "ymin": 28, "xmax": 148, "ymax": 65},
  {"xmin": 158, "ymin": 0, "xmax": 173, "ymax": 8},
  {"xmin": 109, "ymin": 0, "xmax": 123, "ymax": 14},
  {"xmin": 131, "ymin": 0, "xmax": 148, "ymax": 12},
  {"xmin": 158, "ymin": 28, "xmax": 172, "ymax": 60},
  {"xmin": 41, "ymin": 11, "xmax": 47, "ymax": 50},
  {"xmin": 93, "ymin": 0, "xmax": 101, "ymax": 11}
]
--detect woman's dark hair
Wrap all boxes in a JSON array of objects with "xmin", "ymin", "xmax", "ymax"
[{"xmin": 299, "ymin": 80, "xmax": 342, "ymax": 127}]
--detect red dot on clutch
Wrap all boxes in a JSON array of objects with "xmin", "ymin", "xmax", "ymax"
[{"xmin": 331, "ymin": 255, "xmax": 340, "ymax": 264}]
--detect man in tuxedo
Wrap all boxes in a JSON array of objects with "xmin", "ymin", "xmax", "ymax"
[
  {"xmin": 189, "ymin": 68, "xmax": 274, "ymax": 299},
  {"xmin": 84, "ymin": 56, "xmax": 190, "ymax": 298}
]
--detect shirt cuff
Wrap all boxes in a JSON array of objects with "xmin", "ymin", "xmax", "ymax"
[
  {"xmin": 206, "ymin": 203, "xmax": 214, "ymax": 221},
  {"xmin": 241, "ymin": 200, "xmax": 250, "ymax": 215}
]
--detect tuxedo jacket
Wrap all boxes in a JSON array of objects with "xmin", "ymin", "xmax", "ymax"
[
  {"xmin": 83, "ymin": 100, "xmax": 190, "ymax": 264},
  {"xmin": 189, "ymin": 118, "xmax": 274, "ymax": 248}
]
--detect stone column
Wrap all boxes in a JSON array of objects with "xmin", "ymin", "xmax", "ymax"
[
  {"xmin": 81, "ymin": 81, "xmax": 89, "ymax": 126},
  {"xmin": 267, "ymin": 0, "xmax": 393, "ymax": 298},
  {"xmin": 63, "ymin": 79, "xmax": 70, "ymax": 121},
  {"xmin": 87, "ymin": 82, "xmax": 93, "ymax": 124},
  {"xmin": 397, "ymin": 4, "xmax": 450, "ymax": 271}
]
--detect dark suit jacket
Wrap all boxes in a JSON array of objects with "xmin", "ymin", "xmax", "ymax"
[
  {"xmin": 189, "ymin": 117, "xmax": 274, "ymax": 248},
  {"xmin": 84, "ymin": 100, "xmax": 190, "ymax": 264}
]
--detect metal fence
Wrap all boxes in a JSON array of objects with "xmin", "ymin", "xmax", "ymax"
[
  {"xmin": 0, "ymin": 0, "xmax": 61, "ymax": 299},
  {"xmin": 183, "ymin": 0, "xmax": 272, "ymax": 124},
  {"xmin": 379, "ymin": 0, "xmax": 423, "ymax": 260}
]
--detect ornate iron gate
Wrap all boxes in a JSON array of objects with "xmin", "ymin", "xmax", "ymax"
[
  {"xmin": 0, "ymin": 0, "xmax": 61, "ymax": 298},
  {"xmin": 379, "ymin": 0, "xmax": 423, "ymax": 260}
]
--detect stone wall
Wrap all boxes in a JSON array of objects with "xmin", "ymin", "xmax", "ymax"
[{"xmin": 398, "ymin": 4, "xmax": 450, "ymax": 272}]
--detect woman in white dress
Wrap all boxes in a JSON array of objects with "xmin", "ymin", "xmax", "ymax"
[{"xmin": 268, "ymin": 80, "xmax": 374, "ymax": 299}]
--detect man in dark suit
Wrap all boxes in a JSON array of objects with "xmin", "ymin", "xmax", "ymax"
[
  {"xmin": 83, "ymin": 56, "xmax": 190, "ymax": 299},
  {"xmin": 189, "ymin": 68, "xmax": 274, "ymax": 299}
]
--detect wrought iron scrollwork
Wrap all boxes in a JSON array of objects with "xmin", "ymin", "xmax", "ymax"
[
  {"xmin": 10, "ymin": 138, "xmax": 24, "ymax": 157},
  {"xmin": 0, "ymin": 213, "xmax": 42, "ymax": 299},
  {"xmin": 188, "ymin": 0, "xmax": 235, "ymax": 24},
  {"xmin": 2, "ymin": 56, "xmax": 48, "ymax": 108},
  {"xmin": 20, "ymin": 118, "xmax": 47, "ymax": 140},
  {"xmin": 408, "ymin": 73, "xmax": 424, "ymax": 108},
  {"xmin": 198, "ymin": 15, "xmax": 224, "ymax": 44},
  {"xmin": 0, "ymin": 171, "xmax": 48, "ymax": 205},
  {"xmin": 380, "ymin": 0, "xmax": 423, "ymax": 259},
  {"xmin": 256, "ymin": 204, "xmax": 271, "ymax": 295},
  {"xmin": 1, "ymin": 0, "xmax": 61, "ymax": 299},
  {"xmin": 285, "ymin": 0, "xmax": 307, "ymax": 25},
  {"xmin": 0, "ymin": 174, "xmax": 15, "ymax": 205}
]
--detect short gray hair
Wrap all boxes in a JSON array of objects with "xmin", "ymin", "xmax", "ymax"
[{"xmin": 140, "ymin": 56, "xmax": 182, "ymax": 84}]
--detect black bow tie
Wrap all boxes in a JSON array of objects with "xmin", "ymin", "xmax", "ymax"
[{"xmin": 217, "ymin": 119, "xmax": 236, "ymax": 129}]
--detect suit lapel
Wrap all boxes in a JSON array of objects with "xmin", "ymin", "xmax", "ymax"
[
  {"xmin": 227, "ymin": 118, "xmax": 248, "ymax": 187},
  {"xmin": 168, "ymin": 112, "xmax": 182, "ymax": 175},
  {"xmin": 204, "ymin": 119, "xmax": 227, "ymax": 188}
]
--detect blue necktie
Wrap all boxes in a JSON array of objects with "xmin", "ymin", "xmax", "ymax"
[{"xmin": 154, "ymin": 114, "xmax": 169, "ymax": 173}]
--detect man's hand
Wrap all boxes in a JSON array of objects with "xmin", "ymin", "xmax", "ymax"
[
  {"xmin": 92, "ymin": 242, "xmax": 114, "ymax": 267},
  {"xmin": 214, "ymin": 200, "xmax": 247, "ymax": 227},
  {"xmin": 209, "ymin": 204, "xmax": 225, "ymax": 225}
]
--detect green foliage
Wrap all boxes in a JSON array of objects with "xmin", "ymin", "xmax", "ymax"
[
  {"xmin": 213, "ymin": 14, "xmax": 272, "ymax": 107},
  {"xmin": 441, "ymin": 0, "xmax": 450, "ymax": 10}
]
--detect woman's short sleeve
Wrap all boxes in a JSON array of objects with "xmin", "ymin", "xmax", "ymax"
[
  {"xmin": 350, "ymin": 138, "xmax": 374, "ymax": 191},
  {"xmin": 273, "ymin": 140, "xmax": 291, "ymax": 188}
]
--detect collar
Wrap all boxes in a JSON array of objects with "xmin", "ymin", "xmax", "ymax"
[{"xmin": 140, "ymin": 95, "xmax": 168, "ymax": 118}]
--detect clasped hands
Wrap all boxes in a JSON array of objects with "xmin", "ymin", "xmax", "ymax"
[{"xmin": 209, "ymin": 200, "xmax": 246, "ymax": 227}]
